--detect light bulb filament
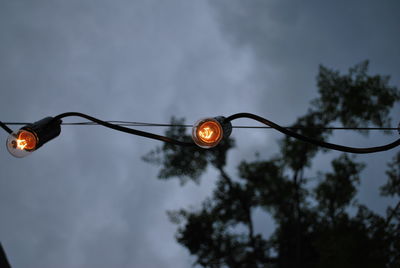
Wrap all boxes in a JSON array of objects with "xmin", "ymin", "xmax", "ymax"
[
  {"xmin": 16, "ymin": 139, "xmax": 28, "ymax": 150},
  {"xmin": 14, "ymin": 130, "xmax": 37, "ymax": 151},
  {"xmin": 199, "ymin": 127, "xmax": 214, "ymax": 140}
]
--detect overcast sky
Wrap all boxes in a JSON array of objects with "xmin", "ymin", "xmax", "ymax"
[{"xmin": 1, "ymin": 1, "xmax": 399, "ymax": 267}]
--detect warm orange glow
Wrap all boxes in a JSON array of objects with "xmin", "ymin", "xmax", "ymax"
[
  {"xmin": 197, "ymin": 121, "xmax": 222, "ymax": 144},
  {"xmin": 16, "ymin": 130, "xmax": 37, "ymax": 150}
]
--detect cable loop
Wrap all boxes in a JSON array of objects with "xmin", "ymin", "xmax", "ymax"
[
  {"xmin": 53, "ymin": 112, "xmax": 195, "ymax": 147},
  {"xmin": 226, "ymin": 113, "xmax": 400, "ymax": 154}
]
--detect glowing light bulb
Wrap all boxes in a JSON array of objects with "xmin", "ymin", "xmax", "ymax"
[
  {"xmin": 6, "ymin": 129, "xmax": 38, "ymax": 158},
  {"xmin": 192, "ymin": 118, "xmax": 223, "ymax": 148},
  {"xmin": 5, "ymin": 117, "xmax": 62, "ymax": 158}
]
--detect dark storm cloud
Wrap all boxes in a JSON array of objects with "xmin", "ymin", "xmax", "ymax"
[
  {"xmin": 1, "ymin": 1, "xmax": 399, "ymax": 267},
  {"xmin": 210, "ymin": 0, "xmax": 400, "ymax": 120}
]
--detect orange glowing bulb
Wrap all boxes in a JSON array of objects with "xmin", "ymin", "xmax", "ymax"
[
  {"xmin": 197, "ymin": 121, "xmax": 222, "ymax": 144},
  {"xmin": 192, "ymin": 118, "xmax": 223, "ymax": 148},
  {"xmin": 16, "ymin": 130, "xmax": 37, "ymax": 150},
  {"xmin": 6, "ymin": 116, "xmax": 62, "ymax": 158},
  {"xmin": 7, "ymin": 129, "xmax": 38, "ymax": 158}
]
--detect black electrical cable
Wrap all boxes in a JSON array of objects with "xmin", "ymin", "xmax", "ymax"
[
  {"xmin": 2, "ymin": 121, "xmax": 399, "ymax": 130},
  {"xmin": 1, "ymin": 113, "xmax": 399, "ymax": 153},
  {"xmin": 0, "ymin": 121, "xmax": 12, "ymax": 134},
  {"xmin": 52, "ymin": 112, "xmax": 195, "ymax": 147},
  {"xmin": 225, "ymin": 113, "xmax": 400, "ymax": 154}
]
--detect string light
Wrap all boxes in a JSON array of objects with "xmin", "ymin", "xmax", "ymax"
[
  {"xmin": 5, "ymin": 117, "xmax": 61, "ymax": 158},
  {"xmin": 6, "ymin": 130, "xmax": 37, "ymax": 157},
  {"xmin": 2, "ymin": 121, "xmax": 399, "ymax": 130},
  {"xmin": 192, "ymin": 117, "xmax": 232, "ymax": 148},
  {"xmin": 0, "ymin": 112, "xmax": 399, "ymax": 157}
]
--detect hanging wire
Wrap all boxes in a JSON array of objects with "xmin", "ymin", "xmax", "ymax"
[
  {"xmin": 0, "ymin": 121, "xmax": 12, "ymax": 134},
  {"xmin": 225, "ymin": 113, "xmax": 400, "ymax": 154},
  {"xmin": 52, "ymin": 112, "xmax": 195, "ymax": 146},
  {"xmin": 1, "ymin": 121, "xmax": 398, "ymax": 130},
  {"xmin": 1, "ymin": 112, "xmax": 399, "ymax": 154}
]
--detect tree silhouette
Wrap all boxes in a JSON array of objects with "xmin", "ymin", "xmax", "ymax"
[{"xmin": 143, "ymin": 61, "xmax": 400, "ymax": 268}]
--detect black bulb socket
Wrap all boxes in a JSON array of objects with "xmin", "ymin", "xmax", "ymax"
[
  {"xmin": 21, "ymin": 117, "xmax": 62, "ymax": 149},
  {"xmin": 214, "ymin": 116, "xmax": 232, "ymax": 139}
]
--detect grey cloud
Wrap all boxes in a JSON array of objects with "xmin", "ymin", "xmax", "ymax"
[
  {"xmin": 1, "ymin": 1, "xmax": 399, "ymax": 267},
  {"xmin": 210, "ymin": 0, "xmax": 400, "ymax": 121}
]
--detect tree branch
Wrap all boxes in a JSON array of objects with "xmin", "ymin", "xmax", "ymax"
[{"xmin": 385, "ymin": 200, "xmax": 400, "ymax": 228}]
